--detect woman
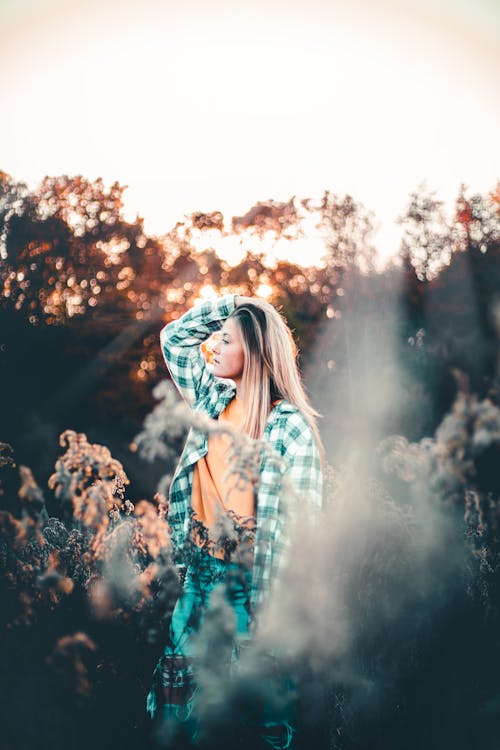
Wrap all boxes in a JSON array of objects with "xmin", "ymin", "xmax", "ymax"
[{"xmin": 147, "ymin": 293, "xmax": 323, "ymax": 748}]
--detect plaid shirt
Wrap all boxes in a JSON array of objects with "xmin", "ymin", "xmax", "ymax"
[{"xmin": 160, "ymin": 294, "xmax": 323, "ymax": 614}]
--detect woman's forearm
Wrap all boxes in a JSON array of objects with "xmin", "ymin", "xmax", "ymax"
[
  {"xmin": 159, "ymin": 294, "xmax": 238, "ymax": 406},
  {"xmin": 161, "ymin": 295, "xmax": 237, "ymax": 347}
]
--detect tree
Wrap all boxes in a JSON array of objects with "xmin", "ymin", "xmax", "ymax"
[
  {"xmin": 0, "ymin": 174, "xmax": 174, "ymax": 326},
  {"xmin": 231, "ymin": 197, "xmax": 300, "ymax": 239},
  {"xmin": 453, "ymin": 182, "xmax": 500, "ymax": 255},
  {"xmin": 398, "ymin": 185, "xmax": 453, "ymax": 281},
  {"xmin": 310, "ymin": 191, "xmax": 376, "ymax": 277}
]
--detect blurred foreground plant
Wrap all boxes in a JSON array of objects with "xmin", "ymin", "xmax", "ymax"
[
  {"xmin": 379, "ymin": 376, "xmax": 500, "ymax": 608},
  {"xmin": 0, "ymin": 428, "xmax": 177, "ymax": 632}
]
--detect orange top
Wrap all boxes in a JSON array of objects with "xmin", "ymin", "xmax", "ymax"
[{"xmin": 191, "ymin": 396, "xmax": 256, "ymax": 558}]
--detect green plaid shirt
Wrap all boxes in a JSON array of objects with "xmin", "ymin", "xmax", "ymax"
[{"xmin": 160, "ymin": 294, "xmax": 323, "ymax": 614}]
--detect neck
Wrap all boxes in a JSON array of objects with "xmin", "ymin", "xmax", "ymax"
[{"xmin": 234, "ymin": 378, "xmax": 244, "ymax": 401}]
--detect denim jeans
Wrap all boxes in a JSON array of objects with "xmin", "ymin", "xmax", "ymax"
[{"xmin": 146, "ymin": 547, "xmax": 295, "ymax": 749}]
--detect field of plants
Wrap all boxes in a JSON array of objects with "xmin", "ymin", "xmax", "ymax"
[{"xmin": 1, "ymin": 173, "xmax": 500, "ymax": 749}]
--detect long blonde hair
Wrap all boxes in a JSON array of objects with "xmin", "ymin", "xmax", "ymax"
[{"xmin": 229, "ymin": 299, "xmax": 324, "ymax": 460}]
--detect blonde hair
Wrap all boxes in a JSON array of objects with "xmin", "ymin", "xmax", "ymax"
[{"xmin": 228, "ymin": 299, "xmax": 324, "ymax": 461}]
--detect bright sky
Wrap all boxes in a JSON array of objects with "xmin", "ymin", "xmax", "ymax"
[{"xmin": 0, "ymin": 0, "xmax": 499, "ymax": 266}]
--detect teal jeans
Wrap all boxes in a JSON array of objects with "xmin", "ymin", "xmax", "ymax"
[{"xmin": 146, "ymin": 547, "xmax": 295, "ymax": 749}]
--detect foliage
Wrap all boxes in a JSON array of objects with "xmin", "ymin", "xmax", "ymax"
[
  {"xmin": 2, "ymin": 373, "xmax": 500, "ymax": 749},
  {"xmin": 1, "ymin": 171, "xmax": 500, "ymax": 748},
  {"xmin": 380, "ymin": 379, "xmax": 500, "ymax": 607}
]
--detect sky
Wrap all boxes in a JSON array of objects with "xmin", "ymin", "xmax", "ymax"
[{"xmin": 0, "ymin": 0, "xmax": 499, "ymax": 265}]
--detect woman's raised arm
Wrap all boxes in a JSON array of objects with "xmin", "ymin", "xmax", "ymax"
[{"xmin": 160, "ymin": 294, "xmax": 238, "ymax": 407}]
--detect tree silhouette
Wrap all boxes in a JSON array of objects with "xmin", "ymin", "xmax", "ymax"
[
  {"xmin": 311, "ymin": 190, "xmax": 377, "ymax": 275},
  {"xmin": 398, "ymin": 185, "xmax": 453, "ymax": 281}
]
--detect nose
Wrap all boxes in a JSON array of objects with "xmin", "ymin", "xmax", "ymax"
[{"xmin": 212, "ymin": 342, "xmax": 220, "ymax": 356}]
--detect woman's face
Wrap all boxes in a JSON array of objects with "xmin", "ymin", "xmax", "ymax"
[{"xmin": 211, "ymin": 317, "xmax": 245, "ymax": 383}]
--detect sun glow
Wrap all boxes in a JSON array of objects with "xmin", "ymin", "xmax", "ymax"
[
  {"xmin": 256, "ymin": 283, "xmax": 273, "ymax": 298},
  {"xmin": 189, "ymin": 223, "xmax": 327, "ymax": 268},
  {"xmin": 0, "ymin": 0, "xmax": 498, "ymax": 267},
  {"xmin": 193, "ymin": 285, "xmax": 218, "ymax": 304}
]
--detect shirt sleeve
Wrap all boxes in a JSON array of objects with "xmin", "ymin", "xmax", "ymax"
[
  {"xmin": 281, "ymin": 411, "xmax": 324, "ymax": 509},
  {"xmin": 250, "ymin": 408, "xmax": 323, "ymax": 614},
  {"xmin": 159, "ymin": 294, "xmax": 238, "ymax": 407}
]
